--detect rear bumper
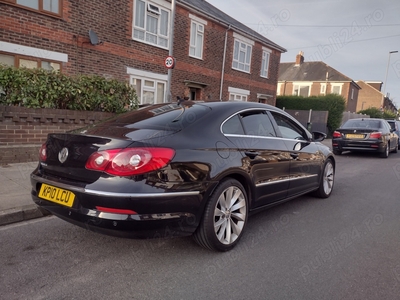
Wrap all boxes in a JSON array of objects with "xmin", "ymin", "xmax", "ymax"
[
  {"xmin": 30, "ymin": 173, "xmax": 207, "ymax": 239},
  {"xmin": 332, "ymin": 139, "xmax": 385, "ymax": 152}
]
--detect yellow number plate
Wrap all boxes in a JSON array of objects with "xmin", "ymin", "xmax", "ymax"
[
  {"xmin": 38, "ymin": 184, "xmax": 75, "ymax": 208},
  {"xmin": 346, "ymin": 134, "xmax": 364, "ymax": 139}
]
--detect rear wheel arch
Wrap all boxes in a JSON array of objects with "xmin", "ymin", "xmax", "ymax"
[
  {"xmin": 193, "ymin": 177, "xmax": 249, "ymax": 251},
  {"xmin": 223, "ymin": 173, "xmax": 253, "ymax": 204}
]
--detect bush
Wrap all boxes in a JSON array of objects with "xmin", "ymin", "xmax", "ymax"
[
  {"xmin": 356, "ymin": 107, "xmax": 381, "ymax": 118},
  {"xmin": 357, "ymin": 107, "xmax": 397, "ymax": 119},
  {"xmin": 0, "ymin": 65, "xmax": 138, "ymax": 113},
  {"xmin": 276, "ymin": 94, "xmax": 346, "ymax": 135}
]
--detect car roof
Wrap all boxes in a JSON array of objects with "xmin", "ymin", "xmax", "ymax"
[{"xmin": 199, "ymin": 100, "xmax": 279, "ymax": 111}]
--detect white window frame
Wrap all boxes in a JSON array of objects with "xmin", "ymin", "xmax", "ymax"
[
  {"xmin": 127, "ymin": 67, "xmax": 167, "ymax": 105},
  {"xmin": 351, "ymin": 88, "xmax": 355, "ymax": 100},
  {"xmin": 292, "ymin": 82, "xmax": 312, "ymax": 97},
  {"xmin": 189, "ymin": 14, "xmax": 206, "ymax": 59},
  {"xmin": 331, "ymin": 83, "xmax": 343, "ymax": 95},
  {"xmin": 277, "ymin": 83, "xmax": 283, "ymax": 96},
  {"xmin": 228, "ymin": 87, "xmax": 250, "ymax": 102},
  {"xmin": 320, "ymin": 83, "xmax": 326, "ymax": 94},
  {"xmin": 132, "ymin": 0, "xmax": 170, "ymax": 49},
  {"xmin": 232, "ymin": 33, "xmax": 254, "ymax": 73},
  {"xmin": 260, "ymin": 47, "xmax": 271, "ymax": 78}
]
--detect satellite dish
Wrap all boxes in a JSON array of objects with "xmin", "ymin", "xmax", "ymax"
[{"xmin": 89, "ymin": 29, "xmax": 101, "ymax": 45}]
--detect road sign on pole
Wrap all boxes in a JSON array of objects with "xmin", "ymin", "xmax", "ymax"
[{"xmin": 165, "ymin": 56, "xmax": 175, "ymax": 69}]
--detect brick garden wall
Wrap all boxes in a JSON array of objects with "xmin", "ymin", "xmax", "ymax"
[{"xmin": 0, "ymin": 105, "xmax": 114, "ymax": 164}]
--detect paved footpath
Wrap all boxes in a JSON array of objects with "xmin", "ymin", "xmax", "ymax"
[
  {"xmin": 0, "ymin": 139, "xmax": 333, "ymax": 226},
  {"xmin": 0, "ymin": 161, "xmax": 49, "ymax": 226}
]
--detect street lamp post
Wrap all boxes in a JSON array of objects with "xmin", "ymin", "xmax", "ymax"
[{"xmin": 382, "ymin": 50, "xmax": 398, "ymax": 108}]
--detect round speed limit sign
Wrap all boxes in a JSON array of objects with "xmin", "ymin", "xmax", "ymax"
[{"xmin": 164, "ymin": 56, "xmax": 175, "ymax": 69}]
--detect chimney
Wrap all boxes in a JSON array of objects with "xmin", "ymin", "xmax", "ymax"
[{"xmin": 295, "ymin": 51, "xmax": 304, "ymax": 66}]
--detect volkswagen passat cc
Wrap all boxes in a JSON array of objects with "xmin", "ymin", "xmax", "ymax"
[{"xmin": 31, "ymin": 101, "xmax": 335, "ymax": 251}]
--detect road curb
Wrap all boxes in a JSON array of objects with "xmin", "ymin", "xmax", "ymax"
[{"xmin": 0, "ymin": 204, "xmax": 51, "ymax": 226}]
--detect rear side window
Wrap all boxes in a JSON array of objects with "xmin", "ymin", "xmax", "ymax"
[
  {"xmin": 222, "ymin": 110, "xmax": 276, "ymax": 137},
  {"xmin": 222, "ymin": 115, "xmax": 245, "ymax": 135}
]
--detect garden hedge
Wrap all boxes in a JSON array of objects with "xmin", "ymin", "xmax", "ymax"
[{"xmin": 0, "ymin": 66, "xmax": 138, "ymax": 113}]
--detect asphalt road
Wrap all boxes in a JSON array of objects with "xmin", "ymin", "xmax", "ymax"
[{"xmin": 1, "ymin": 151, "xmax": 400, "ymax": 300}]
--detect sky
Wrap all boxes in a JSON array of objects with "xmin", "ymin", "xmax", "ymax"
[{"xmin": 207, "ymin": 0, "xmax": 400, "ymax": 108}]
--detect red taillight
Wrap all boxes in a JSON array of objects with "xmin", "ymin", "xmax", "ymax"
[
  {"xmin": 333, "ymin": 131, "xmax": 342, "ymax": 138},
  {"xmin": 39, "ymin": 143, "xmax": 47, "ymax": 161},
  {"xmin": 85, "ymin": 147, "xmax": 175, "ymax": 176},
  {"xmin": 370, "ymin": 132, "xmax": 382, "ymax": 139}
]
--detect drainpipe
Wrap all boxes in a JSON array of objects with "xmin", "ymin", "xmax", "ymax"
[
  {"xmin": 219, "ymin": 25, "xmax": 231, "ymax": 101},
  {"xmin": 166, "ymin": 0, "xmax": 176, "ymax": 102}
]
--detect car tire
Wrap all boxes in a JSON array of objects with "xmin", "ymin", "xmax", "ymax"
[
  {"xmin": 312, "ymin": 159, "xmax": 334, "ymax": 198},
  {"xmin": 194, "ymin": 178, "xmax": 248, "ymax": 252},
  {"xmin": 332, "ymin": 149, "xmax": 342, "ymax": 155},
  {"xmin": 380, "ymin": 143, "xmax": 389, "ymax": 158}
]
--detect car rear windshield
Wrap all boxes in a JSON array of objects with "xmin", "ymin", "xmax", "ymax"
[
  {"xmin": 84, "ymin": 102, "xmax": 211, "ymax": 133},
  {"xmin": 342, "ymin": 119, "xmax": 381, "ymax": 129}
]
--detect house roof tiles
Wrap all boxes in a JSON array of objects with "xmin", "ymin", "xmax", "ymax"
[
  {"xmin": 179, "ymin": 0, "xmax": 286, "ymax": 52},
  {"xmin": 278, "ymin": 61, "xmax": 354, "ymax": 82}
]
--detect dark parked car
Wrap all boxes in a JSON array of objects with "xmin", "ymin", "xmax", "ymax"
[
  {"xmin": 31, "ymin": 101, "xmax": 335, "ymax": 251},
  {"xmin": 386, "ymin": 120, "xmax": 400, "ymax": 149},
  {"xmin": 332, "ymin": 118, "xmax": 399, "ymax": 157}
]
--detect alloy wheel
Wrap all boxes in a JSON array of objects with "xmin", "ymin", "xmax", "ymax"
[
  {"xmin": 323, "ymin": 161, "xmax": 334, "ymax": 195},
  {"xmin": 213, "ymin": 186, "xmax": 247, "ymax": 245}
]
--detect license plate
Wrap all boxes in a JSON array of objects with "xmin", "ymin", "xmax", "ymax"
[
  {"xmin": 346, "ymin": 134, "xmax": 364, "ymax": 139},
  {"xmin": 38, "ymin": 184, "xmax": 75, "ymax": 207}
]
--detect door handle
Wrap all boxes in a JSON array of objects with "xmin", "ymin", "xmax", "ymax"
[
  {"xmin": 245, "ymin": 151, "xmax": 259, "ymax": 159},
  {"xmin": 290, "ymin": 152, "xmax": 299, "ymax": 159}
]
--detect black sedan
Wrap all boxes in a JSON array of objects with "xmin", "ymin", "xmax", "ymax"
[
  {"xmin": 31, "ymin": 101, "xmax": 335, "ymax": 251},
  {"xmin": 332, "ymin": 118, "xmax": 398, "ymax": 157}
]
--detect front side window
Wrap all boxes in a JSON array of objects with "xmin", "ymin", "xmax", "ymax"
[
  {"xmin": 241, "ymin": 111, "xmax": 276, "ymax": 137},
  {"xmin": 130, "ymin": 77, "xmax": 166, "ymax": 105},
  {"xmin": 189, "ymin": 21, "xmax": 204, "ymax": 59},
  {"xmin": 270, "ymin": 111, "xmax": 306, "ymax": 140},
  {"xmin": 133, "ymin": 0, "xmax": 170, "ymax": 49},
  {"xmin": 3, "ymin": 0, "xmax": 62, "ymax": 15},
  {"xmin": 260, "ymin": 50, "xmax": 270, "ymax": 78},
  {"xmin": 232, "ymin": 40, "xmax": 252, "ymax": 73}
]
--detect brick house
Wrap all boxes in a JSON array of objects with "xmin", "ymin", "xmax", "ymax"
[
  {"xmin": 278, "ymin": 52, "xmax": 361, "ymax": 112},
  {"xmin": 356, "ymin": 81, "xmax": 397, "ymax": 112},
  {"xmin": 0, "ymin": 0, "xmax": 286, "ymax": 105}
]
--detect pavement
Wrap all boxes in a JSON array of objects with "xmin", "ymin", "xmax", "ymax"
[
  {"xmin": 0, "ymin": 161, "xmax": 50, "ymax": 226},
  {"xmin": 0, "ymin": 139, "xmax": 333, "ymax": 226}
]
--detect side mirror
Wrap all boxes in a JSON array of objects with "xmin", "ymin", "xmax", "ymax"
[{"xmin": 312, "ymin": 131, "xmax": 327, "ymax": 142}]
